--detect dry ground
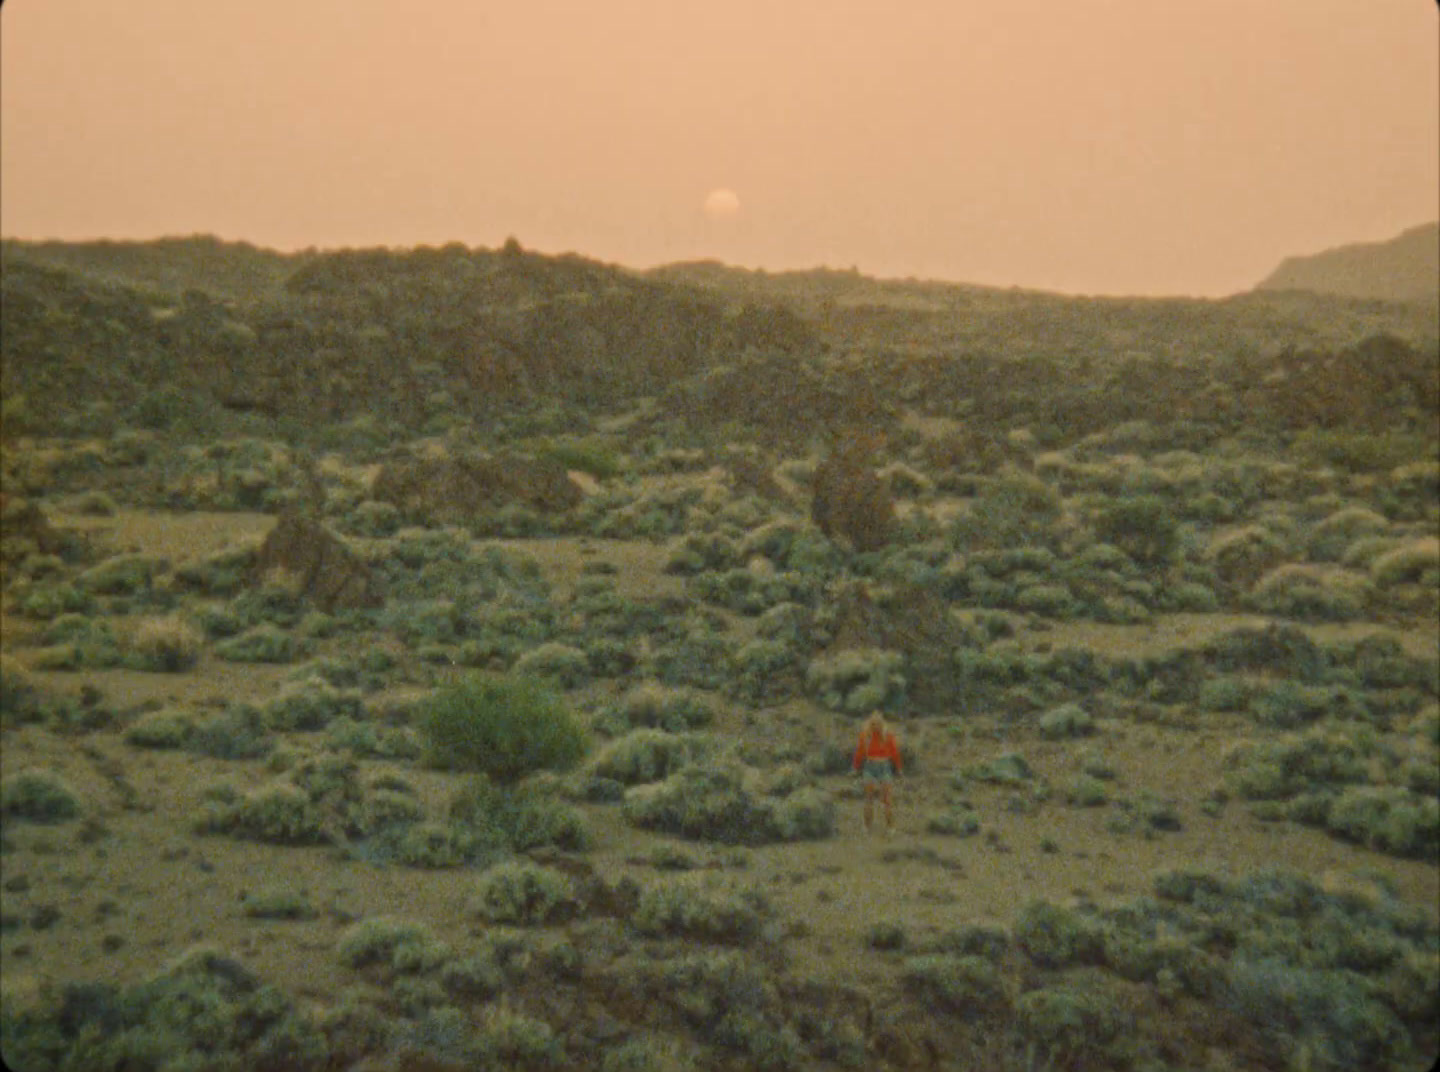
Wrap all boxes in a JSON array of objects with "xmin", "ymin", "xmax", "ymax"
[{"xmin": 3, "ymin": 507, "xmax": 1437, "ymax": 1030}]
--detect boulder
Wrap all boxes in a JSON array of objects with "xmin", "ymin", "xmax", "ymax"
[{"xmin": 252, "ymin": 513, "xmax": 382, "ymax": 612}]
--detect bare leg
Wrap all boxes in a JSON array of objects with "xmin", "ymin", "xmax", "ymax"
[
  {"xmin": 863, "ymin": 783, "xmax": 875, "ymax": 831},
  {"xmin": 882, "ymin": 783, "xmax": 894, "ymax": 829}
]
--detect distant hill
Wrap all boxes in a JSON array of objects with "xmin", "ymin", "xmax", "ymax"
[{"xmin": 1255, "ymin": 222, "xmax": 1438, "ymax": 304}]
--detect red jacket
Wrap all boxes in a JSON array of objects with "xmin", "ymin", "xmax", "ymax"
[{"xmin": 854, "ymin": 729, "xmax": 902, "ymax": 772}]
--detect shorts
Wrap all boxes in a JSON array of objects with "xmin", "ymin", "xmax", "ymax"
[{"xmin": 861, "ymin": 759, "xmax": 895, "ymax": 783}]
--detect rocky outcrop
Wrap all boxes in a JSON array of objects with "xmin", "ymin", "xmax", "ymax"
[{"xmin": 251, "ymin": 513, "xmax": 382, "ymax": 612}]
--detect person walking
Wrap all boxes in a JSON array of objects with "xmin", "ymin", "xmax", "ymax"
[{"xmin": 853, "ymin": 711, "xmax": 903, "ymax": 834}]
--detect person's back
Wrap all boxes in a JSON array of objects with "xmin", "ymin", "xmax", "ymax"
[{"xmin": 853, "ymin": 711, "xmax": 902, "ymax": 833}]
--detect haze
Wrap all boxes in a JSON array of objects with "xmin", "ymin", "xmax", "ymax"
[{"xmin": 2, "ymin": 0, "xmax": 1435, "ymax": 297}]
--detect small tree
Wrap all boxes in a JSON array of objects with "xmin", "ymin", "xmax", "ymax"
[{"xmin": 419, "ymin": 673, "xmax": 587, "ymax": 783}]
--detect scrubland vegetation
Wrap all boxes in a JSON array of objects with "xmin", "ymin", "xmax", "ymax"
[{"xmin": 1, "ymin": 236, "xmax": 1436, "ymax": 1070}]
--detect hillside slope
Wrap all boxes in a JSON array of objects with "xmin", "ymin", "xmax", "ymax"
[{"xmin": 1255, "ymin": 222, "xmax": 1439, "ymax": 304}]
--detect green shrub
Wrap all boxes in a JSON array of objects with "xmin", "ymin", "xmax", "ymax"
[
  {"xmin": 472, "ymin": 861, "xmax": 576, "ymax": 925},
  {"xmin": 632, "ymin": 879, "xmax": 768, "ymax": 944},
  {"xmin": 1, "ymin": 769, "xmax": 81, "ymax": 822},
  {"xmin": 1038, "ymin": 702, "xmax": 1094, "ymax": 739},
  {"xmin": 1326, "ymin": 786, "xmax": 1439, "ymax": 859},
  {"xmin": 967, "ymin": 752, "xmax": 1033, "ymax": 784},
  {"xmin": 419, "ymin": 672, "xmax": 588, "ymax": 783},
  {"xmin": 447, "ymin": 775, "xmax": 591, "ymax": 852},
  {"xmin": 1224, "ymin": 958, "xmax": 1413, "ymax": 1070},
  {"xmin": 189, "ymin": 704, "xmax": 274, "ymax": 760},
  {"xmin": 623, "ymin": 759, "xmax": 834, "ymax": 845},
  {"xmin": 263, "ymin": 679, "xmax": 362, "ymax": 732},
  {"xmin": 1094, "ymin": 494, "xmax": 1180, "ymax": 567},
  {"xmin": 243, "ymin": 887, "xmax": 317, "ymax": 920},
  {"xmin": 1198, "ymin": 674, "xmax": 1253, "ymax": 712},
  {"xmin": 326, "ymin": 717, "xmax": 423, "ymax": 760},
  {"xmin": 474, "ymin": 1001, "xmax": 564, "ymax": 1069},
  {"xmin": 1207, "ymin": 524, "xmax": 1290, "ymax": 590},
  {"xmin": 1370, "ymin": 538, "xmax": 1439, "ymax": 587},
  {"xmin": 337, "ymin": 917, "xmax": 448, "ymax": 973},
  {"xmin": 954, "ymin": 472, "xmax": 1064, "ymax": 549},
  {"xmin": 199, "ymin": 782, "xmax": 326, "ymax": 845},
  {"xmin": 511, "ymin": 642, "xmax": 592, "ymax": 688},
  {"xmin": 1065, "ymin": 775, "xmax": 1109, "ymax": 807},
  {"xmin": 75, "ymin": 553, "xmax": 168, "ymax": 596},
  {"xmin": 16, "ymin": 581, "xmax": 94, "ymax": 620},
  {"xmin": 1249, "ymin": 564, "xmax": 1368, "ymax": 621},
  {"xmin": 124, "ymin": 707, "xmax": 196, "ymax": 749},
  {"xmin": 591, "ymin": 730, "xmax": 712, "ymax": 785},
  {"xmin": 392, "ymin": 821, "xmax": 477, "ymax": 868},
  {"xmin": 125, "ymin": 615, "xmax": 204, "ymax": 672},
  {"xmin": 33, "ymin": 614, "xmax": 122, "ymax": 670},
  {"xmin": 1308, "ymin": 506, "xmax": 1390, "ymax": 562},
  {"xmin": 214, "ymin": 624, "xmax": 300, "ymax": 664},
  {"xmin": 1015, "ymin": 900, "xmax": 1106, "ymax": 968},
  {"xmin": 1014, "ymin": 582, "xmax": 1078, "ymax": 618},
  {"xmin": 805, "ymin": 647, "xmax": 906, "ymax": 714},
  {"xmin": 1014, "ymin": 976, "xmax": 1127, "ymax": 1067},
  {"xmin": 901, "ymin": 955, "xmax": 1007, "ymax": 1017},
  {"xmin": 171, "ymin": 544, "xmax": 258, "ymax": 597},
  {"xmin": 620, "ymin": 682, "xmax": 716, "ymax": 731},
  {"xmin": 926, "ymin": 806, "xmax": 981, "ymax": 836}
]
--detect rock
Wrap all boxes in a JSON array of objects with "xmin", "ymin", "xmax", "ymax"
[{"xmin": 251, "ymin": 513, "xmax": 382, "ymax": 612}]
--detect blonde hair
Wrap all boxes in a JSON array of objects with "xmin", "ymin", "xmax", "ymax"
[{"xmin": 863, "ymin": 711, "xmax": 887, "ymax": 736}]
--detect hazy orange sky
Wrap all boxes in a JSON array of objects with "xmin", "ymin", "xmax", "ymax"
[{"xmin": 2, "ymin": 1, "xmax": 1436, "ymax": 296}]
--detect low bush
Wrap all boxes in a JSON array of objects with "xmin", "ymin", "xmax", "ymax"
[
  {"xmin": 805, "ymin": 647, "xmax": 906, "ymax": 715},
  {"xmin": 1015, "ymin": 900, "xmax": 1106, "ymax": 969},
  {"xmin": 926, "ymin": 805, "xmax": 981, "ymax": 836},
  {"xmin": 125, "ymin": 615, "xmax": 205, "ymax": 672},
  {"xmin": 1014, "ymin": 974, "xmax": 1129, "ymax": 1068},
  {"xmin": 1370, "ymin": 538, "xmax": 1439, "ymax": 587},
  {"xmin": 1308, "ymin": 506, "xmax": 1390, "ymax": 562},
  {"xmin": 632, "ymin": 879, "xmax": 769, "ymax": 944},
  {"xmin": 419, "ymin": 672, "xmax": 588, "ymax": 783},
  {"xmin": 591, "ymin": 730, "xmax": 713, "ymax": 786},
  {"xmin": 388, "ymin": 821, "xmax": 477, "ymax": 868},
  {"xmin": 170, "ymin": 544, "xmax": 258, "ymax": 596},
  {"xmin": 242, "ymin": 887, "xmax": 318, "ymax": 920},
  {"xmin": 447, "ymin": 775, "xmax": 591, "ymax": 853},
  {"xmin": 214, "ymin": 624, "xmax": 300, "ymax": 664},
  {"xmin": 123, "ymin": 708, "xmax": 196, "ymax": 749},
  {"xmin": 966, "ymin": 752, "xmax": 1033, "ymax": 784},
  {"xmin": 189, "ymin": 704, "xmax": 274, "ymax": 760},
  {"xmin": 1248, "ymin": 564, "xmax": 1369, "ymax": 621},
  {"xmin": 511, "ymin": 642, "xmax": 592, "ymax": 689},
  {"xmin": 337, "ymin": 917, "xmax": 450, "ymax": 974},
  {"xmin": 617, "ymin": 682, "xmax": 716, "ymax": 732},
  {"xmin": 75, "ymin": 553, "xmax": 168, "ymax": 596},
  {"xmin": 262, "ymin": 679, "xmax": 362, "ymax": 732},
  {"xmin": 901, "ymin": 955, "xmax": 1007, "ymax": 1018},
  {"xmin": 623, "ymin": 758, "xmax": 835, "ymax": 845},
  {"xmin": 197, "ymin": 782, "xmax": 326, "ymax": 845},
  {"xmin": 1, "ymin": 769, "xmax": 82, "ymax": 823},
  {"xmin": 472, "ymin": 861, "xmax": 577, "ymax": 925},
  {"xmin": 1038, "ymin": 702, "xmax": 1094, "ymax": 739},
  {"xmin": 1326, "ymin": 786, "xmax": 1439, "ymax": 859}
]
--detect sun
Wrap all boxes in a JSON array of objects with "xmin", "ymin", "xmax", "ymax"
[{"xmin": 702, "ymin": 188, "xmax": 741, "ymax": 219}]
